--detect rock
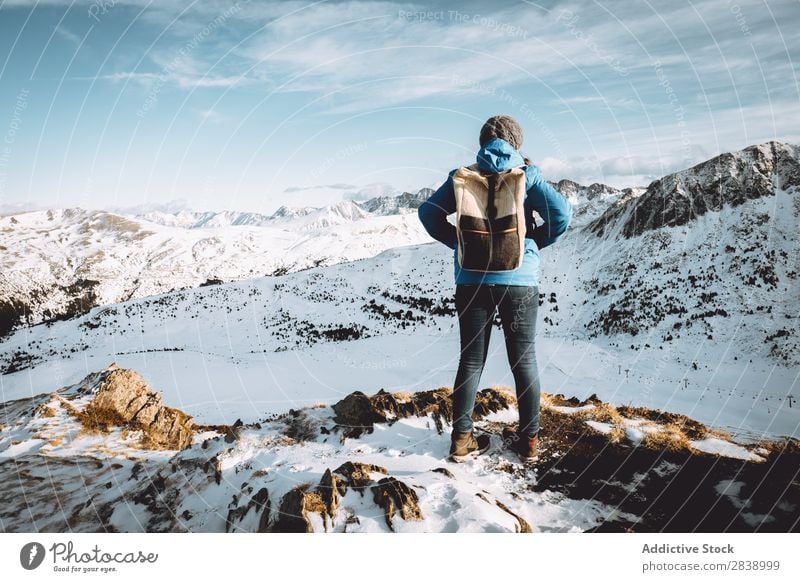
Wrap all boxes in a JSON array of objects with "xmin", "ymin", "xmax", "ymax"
[
  {"xmin": 476, "ymin": 492, "xmax": 532, "ymax": 533},
  {"xmin": 371, "ymin": 477, "xmax": 423, "ymax": 531},
  {"xmin": 494, "ymin": 499, "xmax": 532, "ymax": 533},
  {"xmin": 431, "ymin": 467, "xmax": 455, "ymax": 479},
  {"xmin": 272, "ymin": 486, "xmax": 327, "ymax": 533},
  {"xmin": 225, "ymin": 486, "xmax": 270, "ymax": 533},
  {"xmin": 318, "ymin": 469, "xmax": 346, "ymax": 521},
  {"xmin": 224, "ymin": 419, "xmax": 244, "ymax": 443},
  {"xmin": 77, "ymin": 367, "xmax": 194, "ymax": 450},
  {"xmin": 472, "ymin": 388, "xmax": 516, "ymax": 419},
  {"xmin": 253, "ymin": 487, "xmax": 271, "ymax": 533},
  {"xmin": 332, "ymin": 387, "xmax": 515, "ymax": 438},
  {"xmin": 331, "ymin": 391, "xmax": 384, "ymax": 437},
  {"xmin": 333, "ymin": 461, "xmax": 388, "ymax": 494},
  {"xmin": 371, "ymin": 388, "xmax": 452, "ymax": 433}
]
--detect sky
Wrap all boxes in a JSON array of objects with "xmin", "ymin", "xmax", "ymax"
[{"xmin": 0, "ymin": 0, "xmax": 797, "ymax": 214}]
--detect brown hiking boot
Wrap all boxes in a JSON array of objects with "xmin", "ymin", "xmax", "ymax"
[
  {"xmin": 449, "ymin": 431, "xmax": 491, "ymax": 463},
  {"xmin": 502, "ymin": 427, "xmax": 539, "ymax": 463}
]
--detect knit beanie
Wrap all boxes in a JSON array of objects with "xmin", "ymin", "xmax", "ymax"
[{"xmin": 479, "ymin": 115, "xmax": 523, "ymax": 150}]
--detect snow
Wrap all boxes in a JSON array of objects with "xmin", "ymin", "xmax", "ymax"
[
  {"xmin": 0, "ymin": 141, "xmax": 798, "ymax": 532},
  {"xmin": 552, "ymin": 404, "xmax": 596, "ymax": 414},
  {"xmin": 689, "ymin": 437, "xmax": 765, "ymax": 461},
  {"xmin": 586, "ymin": 420, "xmax": 613, "ymax": 434}
]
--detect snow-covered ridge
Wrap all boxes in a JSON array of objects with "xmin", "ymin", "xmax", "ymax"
[
  {"xmin": 0, "ymin": 196, "xmax": 433, "ymax": 336},
  {"xmin": 589, "ymin": 140, "xmax": 800, "ymax": 238},
  {"xmin": 135, "ymin": 187, "xmax": 434, "ymax": 229},
  {"xmin": 1, "ymin": 140, "xmax": 797, "ymax": 365}
]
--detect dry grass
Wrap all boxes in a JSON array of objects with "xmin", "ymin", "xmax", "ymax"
[
  {"xmin": 641, "ymin": 422, "xmax": 691, "ymax": 452},
  {"xmin": 607, "ymin": 425, "xmax": 626, "ymax": 444},
  {"xmin": 581, "ymin": 402, "xmax": 626, "ymax": 425},
  {"xmin": 303, "ymin": 490, "xmax": 327, "ymax": 514},
  {"xmin": 751, "ymin": 436, "xmax": 800, "ymax": 456},
  {"xmin": 544, "ymin": 395, "xmax": 706, "ymax": 453},
  {"xmin": 617, "ymin": 405, "xmax": 709, "ymax": 440},
  {"xmin": 34, "ymin": 402, "xmax": 57, "ymax": 418},
  {"xmin": 74, "ymin": 403, "xmax": 129, "ymax": 433},
  {"xmin": 389, "ymin": 390, "xmax": 414, "ymax": 402},
  {"xmin": 706, "ymin": 427, "xmax": 733, "ymax": 440},
  {"xmin": 485, "ymin": 384, "xmax": 517, "ymax": 401}
]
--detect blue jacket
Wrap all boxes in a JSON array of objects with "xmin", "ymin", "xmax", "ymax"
[{"xmin": 417, "ymin": 137, "xmax": 572, "ymax": 286}]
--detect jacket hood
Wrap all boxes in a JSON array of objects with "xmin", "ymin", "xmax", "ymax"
[{"xmin": 476, "ymin": 137, "xmax": 525, "ymax": 173}]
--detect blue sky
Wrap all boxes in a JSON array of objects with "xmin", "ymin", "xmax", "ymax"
[{"xmin": 0, "ymin": 0, "xmax": 797, "ymax": 214}]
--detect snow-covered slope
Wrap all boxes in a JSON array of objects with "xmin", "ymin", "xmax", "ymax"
[
  {"xmin": 589, "ymin": 141, "xmax": 800, "ymax": 238},
  {"xmin": 1, "ymin": 209, "xmax": 797, "ymax": 439},
  {"xmin": 1, "ymin": 141, "xmax": 798, "ymax": 533},
  {"xmin": 1, "ymin": 363, "xmax": 795, "ymax": 533},
  {"xmin": 0, "ymin": 202, "xmax": 431, "ymax": 337}
]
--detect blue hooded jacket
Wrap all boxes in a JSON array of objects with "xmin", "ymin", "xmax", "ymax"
[{"xmin": 417, "ymin": 137, "xmax": 573, "ymax": 287}]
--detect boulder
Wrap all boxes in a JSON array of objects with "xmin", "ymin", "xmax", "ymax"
[
  {"xmin": 78, "ymin": 366, "xmax": 194, "ymax": 450},
  {"xmin": 371, "ymin": 477, "xmax": 423, "ymax": 531}
]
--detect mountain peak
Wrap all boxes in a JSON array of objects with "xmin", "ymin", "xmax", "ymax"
[{"xmin": 588, "ymin": 140, "xmax": 800, "ymax": 238}]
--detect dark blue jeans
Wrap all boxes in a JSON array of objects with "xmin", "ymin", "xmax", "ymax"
[{"xmin": 452, "ymin": 283, "xmax": 541, "ymax": 438}]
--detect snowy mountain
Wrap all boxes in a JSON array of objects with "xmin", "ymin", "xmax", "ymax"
[
  {"xmin": 137, "ymin": 209, "xmax": 277, "ymax": 229},
  {"xmin": 357, "ymin": 188, "xmax": 435, "ymax": 215},
  {"xmin": 589, "ymin": 141, "xmax": 800, "ymax": 238},
  {"xmin": 134, "ymin": 187, "xmax": 428, "ymax": 228},
  {"xmin": 0, "ymin": 196, "xmax": 433, "ymax": 337},
  {"xmin": 1, "ymin": 140, "xmax": 798, "ymax": 532},
  {"xmin": 549, "ymin": 179, "xmax": 646, "ymax": 228}
]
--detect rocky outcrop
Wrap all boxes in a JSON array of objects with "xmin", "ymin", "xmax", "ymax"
[
  {"xmin": 77, "ymin": 365, "xmax": 194, "ymax": 450},
  {"xmin": 333, "ymin": 461, "xmax": 388, "ymax": 494},
  {"xmin": 226, "ymin": 486, "xmax": 271, "ymax": 533},
  {"xmin": 371, "ymin": 477, "xmax": 423, "ymax": 531},
  {"xmin": 476, "ymin": 492, "xmax": 531, "ymax": 533},
  {"xmin": 332, "ymin": 387, "xmax": 515, "ymax": 438},
  {"xmin": 589, "ymin": 140, "xmax": 800, "ymax": 238},
  {"xmin": 270, "ymin": 462, "xmax": 424, "ymax": 533},
  {"xmin": 272, "ymin": 486, "xmax": 326, "ymax": 533}
]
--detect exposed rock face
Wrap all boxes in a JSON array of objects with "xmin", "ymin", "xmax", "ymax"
[
  {"xmin": 371, "ymin": 477, "xmax": 423, "ymax": 531},
  {"xmin": 589, "ymin": 141, "xmax": 800, "ymax": 238},
  {"xmin": 226, "ymin": 486, "xmax": 271, "ymax": 533},
  {"xmin": 333, "ymin": 461, "xmax": 389, "ymax": 493},
  {"xmin": 476, "ymin": 492, "xmax": 532, "ymax": 533},
  {"xmin": 331, "ymin": 391, "xmax": 385, "ymax": 437},
  {"xmin": 270, "ymin": 462, "xmax": 424, "ymax": 533},
  {"xmin": 332, "ymin": 387, "xmax": 515, "ymax": 438},
  {"xmin": 272, "ymin": 487, "xmax": 323, "ymax": 533},
  {"xmin": 78, "ymin": 365, "xmax": 194, "ymax": 450}
]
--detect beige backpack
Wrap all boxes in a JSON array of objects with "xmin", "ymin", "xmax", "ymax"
[{"xmin": 452, "ymin": 163, "xmax": 527, "ymax": 272}]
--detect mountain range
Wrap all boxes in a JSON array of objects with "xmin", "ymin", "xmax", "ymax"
[{"xmin": 1, "ymin": 140, "xmax": 797, "ymax": 533}]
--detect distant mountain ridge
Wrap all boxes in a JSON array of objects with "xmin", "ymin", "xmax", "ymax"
[
  {"xmin": 1, "ymin": 140, "xmax": 797, "ymax": 344},
  {"xmin": 136, "ymin": 187, "xmax": 436, "ymax": 229},
  {"xmin": 589, "ymin": 141, "xmax": 800, "ymax": 238}
]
